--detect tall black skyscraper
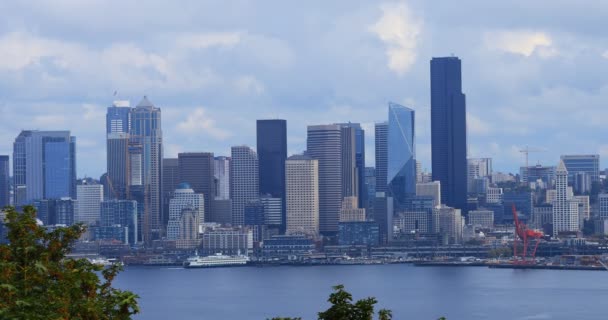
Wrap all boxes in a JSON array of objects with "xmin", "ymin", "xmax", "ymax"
[
  {"xmin": 178, "ymin": 152, "xmax": 215, "ymax": 222},
  {"xmin": 430, "ymin": 56, "xmax": 467, "ymax": 211},
  {"xmin": 256, "ymin": 119, "xmax": 287, "ymax": 232},
  {"xmin": 0, "ymin": 156, "xmax": 9, "ymax": 207}
]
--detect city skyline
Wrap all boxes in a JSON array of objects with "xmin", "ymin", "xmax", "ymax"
[{"xmin": 1, "ymin": 1, "xmax": 608, "ymax": 176}]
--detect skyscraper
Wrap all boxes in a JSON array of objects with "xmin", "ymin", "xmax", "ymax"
[
  {"xmin": 162, "ymin": 158, "xmax": 179, "ymax": 226},
  {"xmin": 13, "ymin": 130, "xmax": 76, "ymax": 204},
  {"xmin": 256, "ymin": 119, "xmax": 287, "ymax": 232},
  {"xmin": 178, "ymin": 152, "xmax": 215, "ymax": 222},
  {"xmin": 106, "ymin": 133, "xmax": 130, "ymax": 200},
  {"xmin": 285, "ymin": 155, "xmax": 319, "ymax": 237},
  {"xmin": 387, "ymin": 103, "xmax": 416, "ymax": 208},
  {"xmin": 374, "ymin": 122, "xmax": 390, "ymax": 242},
  {"xmin": 230, "ymin": 146, "xmax": 259, "ymax": 226},
  {"xmin": 552, "ymin": 160, "xmax": 579, "ymax": 236},
  {"xmin": 75, "ymin": 183, "xmax": 104, "ymax": 225},
  {"xmin": 560, "ymin": 154, "xmax": 600, "ymax": 184},
  {"xmin": 167, "ymin": 183, "xmax": 204, "ymax": 247},
  {"xmin": 0, "ymin": 156, "xmax": 9, "ymax": 207},
  {"xmin": 431, "ymin": 56, "xmax": 467, "ymax": 211},
  {"xmin": 214, "ymin": 156, "xmax": 230, "ymax": 200},
  {"xmin": 340, "ymin": 125, "xmax": 358, "ymax": 199},
  {"xmin": 307, "ymin": 125, "xmax": 342, "ymax": 236},
  {"xmin": 129, "ymin": 96, "xmax": 163, "ymax": 242},
  {"xmin": 100, "ymin": 199, "xmax": 138, "ymax": 245},
  {"xmin": 337, "ymin": 123, "xmax": 366, "ymax": 209}
]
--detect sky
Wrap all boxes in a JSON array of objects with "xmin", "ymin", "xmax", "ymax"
[{"xmin": 1, "ymin": 0, "xmax": 608, "ymax": 178}]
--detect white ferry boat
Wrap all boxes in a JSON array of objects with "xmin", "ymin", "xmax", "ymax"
[{"xmin": 184, "ymin": 252, "xmax": 249, "ymax": 268}]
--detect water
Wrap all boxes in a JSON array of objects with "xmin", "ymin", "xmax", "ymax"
[{"xmin": 114, "ymin": 264, "xmax": 608, "ymax": 320}]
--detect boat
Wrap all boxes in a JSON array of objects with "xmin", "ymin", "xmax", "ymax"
[
  {"xmin": 183, "ymin": 252, "xmax": 250, "ymax": 268},
  {"xmin": 88, "ymin": 257, "xmax": 119, "ymax": 266}
]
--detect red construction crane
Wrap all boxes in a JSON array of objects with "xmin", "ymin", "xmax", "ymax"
[{"xmin": 512, "ymin": 204, "xmax": 544, "ymax": 264}]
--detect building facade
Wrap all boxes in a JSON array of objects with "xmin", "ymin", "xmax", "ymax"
[
  {"xmin": 560, "ymin": 154, "xmax": 600, "ymax": 183},
  {"xmin": 285, "ymin": 155, "xmax": 319, "ymax": 237},
  {"xmin": 76, "ymin": 183, "xmax": 104, "ymax": 225},
  {"xmin": 0, "ymin": 156, "xmax": 9, "ymax": 207},
  {"xmin": 257, "ymin": 120, "xmax": 287, "ymax": 232},
  {"xmin": 388, "ymin": 103, "xmax": 416, "ymax": 209},
  {"xmin": 230, "ymin": 146, "xmax": 259, "ymax": 226},
  {"xmin": 100, "ymin": 199, "xmax": 138, "ymax": 245},
  {"xmin": 178, "ymin": 152, "xmax": 215, "ymax": 222},
  {"xmin": 552, "ymin": 160, "xmax": 579, "ymax": 236}
]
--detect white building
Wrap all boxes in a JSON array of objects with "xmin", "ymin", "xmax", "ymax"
[
  {"xmin": 552, "ymin": 160, "xmax": 579, "ymax": 236},
  {"xmin": 467, "ymin": 210, "xmax": 494, "ymax": 228},
  {"xmin": 486, "ymin": 187, "xmax": 503, "ymax": 204},
  {"xmin": 416, "ymin": 181, "xmax": 441, "ymax": 207},
  {"xmin": 167, "ymin": 183, "xmax": 204, "ymax": 246},
  {"xmin": 573, "ymin": 195, "xmax": 590, "ymax": 230},
  {"xmin": 214, "ymin": 156, "xmax": 230, "ymax": 200},
  {"xmin": 285, "ymin": 155, "xmax": 319, "ymax": 237},
  {"xmin": 230, "ymin": 146, "xmax": 259, "ymax": 226},
  {"xmin": 75, "ymin": 183, "xmax": 103, "ymax": 225},
  {"xmin": 339, "ymin": 196, "xmax": 366, "ymax": 222},
  {"xmin": 435, "ymin": 206, "xmax": 463, "ymax": 244},
  {"xmin": 394, "ymin": 211, "xmax": 432, "ymax": 234}
]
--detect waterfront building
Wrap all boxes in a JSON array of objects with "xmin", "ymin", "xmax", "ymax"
[
  {"xmin": 431, "ymin": 56, "xmax": 467, "ymax": 211},
  {"xmin": 0, "ymin": 156, "xmax": 9, "ymax": 207},
  {"xmin": 338, "ymin": 221, "xmax": 379, "ymax": 246},
  {"xmin": 467, "ymin": 210, "xmax": 494, "ymax": 228},
  {"xmin": 435, "ymin": 206, "xmax": 463, "ymax": 245},
  {"xmin": 100, "ymin": 199, "xmax": 138, "ymax": 245},
  {"xmin": 285, "ymin": 155, "xmax": 319, "ymax": 238},
  {"xmin": 162, "ymin": 158, "xmax": 179, "ymax": 226},
  {"xmin": 261, "ymin": 235, "xmax": 315, "ymax": 258},
  {"xmin": 552, "ymin": 160, "xmax": 579, "ymax": 236},
  {"xmin": 75, "ymin": 183, "xmax": 104, "ymax": 225},
  {"xmin": 560, "ymin": 154, "xmax": 600, "ymax": 183},
  {"xmin": 339, "ymin": 197, "xmax": 366, "ymax": 222},
  {"xmin": 13, "ymin": 130, "xmax": 76, "ymax": 204},
  {"xmin": 257, "ymin": 119, "xmax": 287, "ymax": 232},
  {"xmin": 306, "ymin": 125, "xmax": 342, "ymax": 236},
  {"xmin": 178, "ymin": 152, "xmax": 215, "ymax": 222},
  {"xmin": 200, "ymin": 226, "xmax": 253, "ymax": 255},
  {"xmin": 214, "ymin": 156, "xmax": 230, "ymax": 200},
  {"xmin": 230, "ymin": 146, "xmax": 259, "ymax": 226},
  {"xmin": 167, "ymin": 183, "xmax": 204, "ymax": 248},
  {"xmin": 129, "ymin": 96, "xmax": 163, "ymax": 242},
  {"xmin": 416, "ymin": 181, "xmax": 441, "ymax": 207},
  {"xmin": 388, "ymin": 103, "xmax": 416, "ymax": 209}
]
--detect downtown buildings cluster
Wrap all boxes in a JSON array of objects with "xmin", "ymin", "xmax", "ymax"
[{"xmin": 1, "ymin": 56, "xmax": 608, "ymax": 261}]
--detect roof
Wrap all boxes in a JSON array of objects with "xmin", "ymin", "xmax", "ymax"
[
  {"xmin": 136, "ymin": 96, "xmax": 155, "ymax": 109},
  {"xmin": 556, "ymin": 160, "xmax": 568, "ymax": 173}
]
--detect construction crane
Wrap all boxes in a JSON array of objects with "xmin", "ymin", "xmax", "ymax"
[
  {"xmin": 519, "ymin": 146, "xmax": 546, "ymax": 168},
  {"xmin": 512, "ymin": 204, "xmax": 544, "ymax": 264}
]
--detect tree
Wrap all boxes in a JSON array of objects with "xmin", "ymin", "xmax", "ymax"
[{"xmin": 0, "ymin": 206, "xmax": 139, "ymax": 319}]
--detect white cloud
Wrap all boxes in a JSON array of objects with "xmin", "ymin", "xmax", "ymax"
[
  {"xmin": 483, "ymin": 30, "xmax": 557, "ymax": 57},
  {"xmin": 175, "ymin": 32, "xmax": 241, "ymax": 50},
  {"xmin": 176, "ymin": 107, "xmax": 232, "ymax": 140},
  {"xmin": 467, "ymin": 114, "xmax": 491, "ymax": 135},
  {"xmin": 235, "ymin": 75, "xmax": 265, "ymax": 95},
  {"xmin": 369, "ymin": 2, "xmax": 422, "ymax": 75}
]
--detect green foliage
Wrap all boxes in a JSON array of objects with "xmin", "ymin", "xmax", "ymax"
[
  {"xmin": 488, "ymin": 247, "xmax": 512, "ymax": 258},
  {"xmin": 0, "ymin": 206, "xmax": 139, "ymax": 319}
]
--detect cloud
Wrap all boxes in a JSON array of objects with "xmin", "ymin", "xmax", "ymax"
[
  {"xmin": 369, "ymin": 2, "xmax": 421, "ymax": 75},
  {"xmin": 467, "ymin": 114, "xmax": 491, "ymax": 135},
  {"xmin": 483, "ymin": 30, "xmax": 557, "ymax": 57},
  {"xmin": 235, "ymin": 75, "xmax": 265, "ymax": 95},
  {"xmin": 176, "ymin": 108, "xmax": 232, "ymax": 140},
  {"xmin": 175, "ymin": 32, "xmax": 241, "ymax": 50}
]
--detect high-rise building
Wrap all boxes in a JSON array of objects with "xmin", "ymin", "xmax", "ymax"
[
  {"xmin": 598, "ymin": 194, "xmax": 608, "ymax": 219},
  {"xmin": 416, "ymin": 181, "xmax": 441, "ymax": 207},
  {"xmin": 34, "ymin": 198, "xmax": 76, "ymax": 226},
  {"xmin": 467, "ymin": 210, "xmax": 494, "ymax": 228},
  {"xmin": 374, "ymin": 122, "xmax": 390, "ymax": 242},
  {"xmin": 106, "ymin": 101, "xmax": 131, "ymax": 134},
  {"xmin": 214, "ymin": 156, "xmax": 230, "ymax": 200},
  {"xmin": 167, "ymin": 183, "xmax": 203, "ymax": 248},
  {"xmin": 260, "ymin": 196, "xmax": 282, "ymax": 229},
  {"xmin": 552, "ymin": 160, "xmax": 579, "ymax": 236},
  {"xmin": 467, "ymin": 158, "xmax": 492, "ymax": 194},
  {"xmin": 431, "ymin": 57, "xmax": 467, "ymax": 211},
  {"xmin": 436, "ymin": 206, "xmax": 463, "ymax": 244},
  {"xmin": 364, "ymin": 167, "xmax": 376, "ymax": 218},
  {"xmin": 340, "ymin": 125, "xmax": 358, "ymax": 199},
  {"xmin": 75, "ymin": 183, "xmax": 104, "ymax": 225},
  {"xmin": 388, "ymin": 103, "xmax": 416, "ymax": 209},
  {"xmin": 162, "ymin": 158, "xmax": 179, "ymax": 226},
  {"xmin": 230, "ymin": 146, "xmax": 259, "ymax": 226},
  {"xmin": 560, "ymin": 154, "xmax": 600, "ymax": 183},
  {"xmin": 178, "ymin": 152, "xmax": 215, "ymax": 222},
  {"xmin": 337, "ymin": 123, "xmax": 366, "ymax": 209},
  {"xmin": 0, "ymin": 156, "xmax": 9, "ymax": 207},
  {"xmin": 256, "ymin": 120, "xmax": 287, "ymax": 232},
  {"xmin": 520, "ymin": 165, "xmax": 556, "ymax": 186},
  {"xmin": 129, "ymin": 96, "xmax": 163, "ymax": 242},
  {"xmin": 285, "ymin": 155, "xmax": 319, "ymax": 238},
  {"xmin": 339, "ymin": 197, "xmax": 366, "ymax": 222},
  {"xmin": 13, "ymin": 131, "xmax": 76, "ymax": 205},
  {"xmin": 307, "ymin": 125, "xmax": 342, "ymax": 236},
  {"xmin": 573, "ymin": 195, "xmax": 590, "ymax": 231},
  {"xmin": 106, "ymin": 132, "xmax": 130, "ymax": 200},
  {"xmin": 100, "ymin": 199, "xmax": 138, "ymax": 245}
]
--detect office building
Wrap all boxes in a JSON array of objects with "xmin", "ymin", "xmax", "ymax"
[
  {"xmin": 416, "ymin": 181, "xmax": 441, "ymax": 207},
  {"xmin": 167, "ymin": 183, "xmax": 204, "ymax": 240},
  {"xmin": 162, "ymin": 158, "xmax": 179, "ymax": 226},
  {"xmin": 338, "ymin": 221, "xmax": 379, "ymax": 246},
  {"xmin": 374, "ymin": 122, "xmax": 390, "ymax": 242},
  {"xmin": 262, "ymin": 235, "xmax": 315, "ymax": 258},
  {"xmin": 573, "ymin": 172, "xmax": 591, "ymax": 194},
  {"xmin": 552, "ymin": 160, "xmax": 579, "ymax": 236},
  {"xmin": 129, "ymin": 96, "xmax": 163, "ymax": 242},
  {"xmin": 106, "ymin": 133, "xmax": 130, "ymax": 200},
  {"xmin": 340, "ymin": 125, "xmax": 358, "ymax": 199},
  {"xmin": 394, "ymin": 210, "xmax": 432, "ymax": 234},
  {"xmin": 75, "ymin": 183, "xmax": 104, "ymax": 225},
  {"xmin": 339, "ymin": 196, "xmax": 366, "ymax": 222},
  {"xmin": 230, "ymin": 146, "xmax": 259, "ymax": 226},
  {"xmin": 364, "ymin": 167, "xmax": 376, "ymax": 217},
  {"xmin": 486, "ymin": 187, "xmax": 503, "ymax": 204},
  {"xmin": 502, "ymin": 191, "xmax": 533, "ymax": 222},
  {"xmin": 260, "ymin": 196, "xmax": 282, "ymax": 228},
  {"xmin": 532, "ymin": 204, "xmax": 553, "ymax": 230},
  {"xmin": 285, "ymin": 155, "xmax": 319, "ymax": 237},
  {"xmin": 306, "ymin": 125, "xmax": 342, "ymax": 235},
  {"xmin": 257, "ymin": 120, "xmax": 287, "ymax": 232},
  {"xmin": 178, "ymin": 152, "xmax": 215, "ymax": 222},
  {"xmin": 34, "ymin": 198, "xmax": 76, "ymax": 226},
  {"xmin": 201, "ymin": 226, "xmax": 253, "ymax": 255},
  {"xmin": 214, "ymin": 156, "xmax": 230, "ymax": 200},
  {"xmin": 337, "ymin": 123, "xmax": 366, "ymax": 209},
  {"xmin": 467, "ymin": 158, "xmax": 492, "ymax": 194},
  {"xmin": 387, "ymin": 103, "xmax": 416, "ymax": 208},
  {"xmin": 100, "ymin": 199, "xmax": 138, "ymax": 245},
  {"xmin": 520, "ymin": 165, "xmax": 555, "ymax": 185},
  {"xmin": 106, "ymin": 100, "xmax": 131, "ymax": 134},
  {"xmin": 573, "ymin": 195, "xmax": 590, "ymax": 230},
  {"xmin": 599, "ymin": 194, "xmax": 608, "ymax": 219},
  {"xmin": 467, "ymin": 210, "xmax": 494, "ymax": 228},
  {"xmin": 560, "ymin": 154, "xmax": 600, "ymax": 183},
  {"xmin": 436, "ymin": 206, "xmax": 463, "ymax": 245},
  {"xmin": 244, "ymin": 199, "xmax": 266, "ymax": 242},
  {"xmin": 431, "ymin": 57, "xmax": 467, "ymax": 211},
  {"xmin": 0, "ymin": 156, "xmax": 9, "ymax": 207},
  {"xmin": 13, "ymin": 131, "xmax": 76, "ymax": 204}
]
